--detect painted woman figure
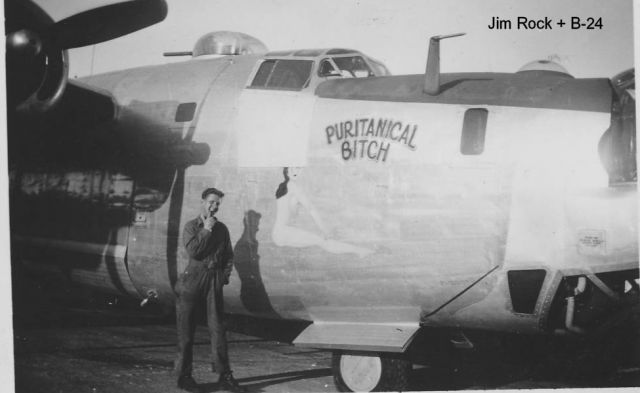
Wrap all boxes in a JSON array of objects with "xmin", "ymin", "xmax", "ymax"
[{"xmin": 271, "ymin": 167, "xmax": 372, "ymax": 257}]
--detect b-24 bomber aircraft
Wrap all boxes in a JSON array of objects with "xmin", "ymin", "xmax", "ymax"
[{"xmin": 6, "ymin": 0, "xmax": 638, "ymax": 391}]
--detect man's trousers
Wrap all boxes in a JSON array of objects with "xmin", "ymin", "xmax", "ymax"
[{"xmin": 175, "ymin": 261, "xmax": 229, "ymax": 377}]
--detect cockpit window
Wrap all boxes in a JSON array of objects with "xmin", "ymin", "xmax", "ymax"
[
  {"xmin": 319, "ymin": 60, "xmax": 339, "ymax": 77},
  {"xmin": 367, "ymin": 56, "xmax": 391, "ymax": 76},
  {"xmin": 332, "ymin": 56, "xmax": 374, "ymax": 78},
  {"xmin": 252, "ymin": 60, "xmax": 275, "ymax": 87},
  {"xmin": 250, "ymin": 59, "xmax": 313, "ymax": 90}
]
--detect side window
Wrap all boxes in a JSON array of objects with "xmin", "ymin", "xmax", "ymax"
[
  {"xmin": 460, "ymin": 108, "xmax": 488, "ymax": 155},
  {"xmin": 318, "ymin": 59, "xmax": 339, "ymax": 77},
  {"xmin": 249, "ymin": 59, "xmax": 313, "ymax": 90},
  {"xmin": 251, "ymin": 60, "xmax": 276, "ymax": 88},
  {"xmin": 367, "ymin": 56, "xmax": 391, "ymax": 76},
  {"xmin": 269, "ymin": 60, "xmax": 312, "ymax": 89},
  {"xmin": 332, "ymin": 56, "xmax": 373, "ymax": 78},
  {"xmin": 175, "ymin": 102, "xmax": 197, "ymax": 122}
]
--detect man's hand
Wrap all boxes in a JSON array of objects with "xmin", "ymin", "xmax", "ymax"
[{"xmin": 204, "ymin": 216, "xmax": 217, "ymax": 231}]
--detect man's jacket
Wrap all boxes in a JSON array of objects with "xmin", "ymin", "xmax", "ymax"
[{"xmin": 183, "ymin": 216, "xmax": 234, "ymax": 281}]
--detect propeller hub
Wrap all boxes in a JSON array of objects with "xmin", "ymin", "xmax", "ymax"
[{"xmin": 7, "ymin": 29, "xmax": 42, "ymax": 57}]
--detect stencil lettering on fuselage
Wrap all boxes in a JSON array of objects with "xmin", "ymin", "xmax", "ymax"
[{"xmin": 577, "ymin": 229, "xmax": 607, "ymax": 255}]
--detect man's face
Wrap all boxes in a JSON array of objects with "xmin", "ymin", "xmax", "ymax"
[{"xmin": 202, "ymin": 194, "xmax": 222, "ymax": 217}]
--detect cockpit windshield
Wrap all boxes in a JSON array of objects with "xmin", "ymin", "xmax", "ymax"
[{"xmin": 249, "ymin": 50, "xmax": 390, "ymax": 92}]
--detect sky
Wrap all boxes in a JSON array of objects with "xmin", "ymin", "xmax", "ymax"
[{"xmin": 33, "ymin": 0, "xmax": 636, "ymax": 79}]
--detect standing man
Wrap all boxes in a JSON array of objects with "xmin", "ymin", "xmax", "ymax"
[{"xmin": 175, "ymin": 187, "xmax": 245, "ymax": 393}]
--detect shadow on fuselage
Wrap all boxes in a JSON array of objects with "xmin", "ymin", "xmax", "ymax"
[
  {"xmin": 8, "ymin": 99, "xmax": 200, "ymax": 240},
  {"xmin": 233, "ymin": 210, "xmax": 278, "ymax": 317},
  {"xmin": 11, "ymin": 264, "xmax": 174, "ymax": 330},
  {"xmin": 8, "ymin": 99, "xmax": 210, "ymax": 308}
]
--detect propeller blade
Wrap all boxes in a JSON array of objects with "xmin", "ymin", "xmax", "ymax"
[
  {"xmin": 4, "ymin": 0, "xmax": 54, "ymax": 34},
  {"xmin": 49, "ymin": 0, "xmax": 168, "ymax": 49}
]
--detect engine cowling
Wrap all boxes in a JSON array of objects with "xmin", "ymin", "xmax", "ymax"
[
  {"xmin": 5, "ymin": 1, "xmax": 68, "ymax": 113},
  {"xmin": 6, "ymin": 30, "xmax": 68, "ymax": 113}
]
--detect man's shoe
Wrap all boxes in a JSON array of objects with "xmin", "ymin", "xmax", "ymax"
[
  {"xmin": 218, "ymin": 371, "xmax": 246, "ymax": 393},
  {"xmin": 177, "ymin": 375, "xmax": 202, "ymax": 393}
]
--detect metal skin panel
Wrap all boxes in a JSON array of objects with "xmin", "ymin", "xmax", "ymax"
[
  {"xmin": 250, "ymin": 97, "xmax": 625, "ymax": 333},
  {"xmin": 235, "ymin": 88, "xmax": 315, "ymax": 167},
  {"xmin": 221, "ymin": 87, "xmax": 632, "ymax": 336},
  {"xmin": 252, "ymin": 100, "xmax": 511, "ymax": 325}
]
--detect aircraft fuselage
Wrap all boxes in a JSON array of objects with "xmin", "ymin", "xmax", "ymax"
[{"xmin": 9, "ymin": 50, "xmax": 638, "ymax": 350}]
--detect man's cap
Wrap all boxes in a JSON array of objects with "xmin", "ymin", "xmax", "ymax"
[{"xmin": 202, "ymin": 187, "xmax": 224, "ymax": 199}]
